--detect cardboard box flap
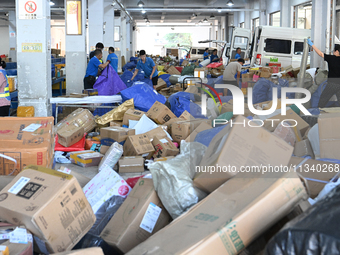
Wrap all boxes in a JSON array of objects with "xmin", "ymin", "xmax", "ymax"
[{"xmin": 127, "ymin": 171, "xmax": 306, "ymax": 255}]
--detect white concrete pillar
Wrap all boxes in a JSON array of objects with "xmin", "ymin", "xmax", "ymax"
[
  {"xmin": 280, "ymin": 0, "xmax": 290, "ymax": 27},
  {"xmin": 65, "ymin": 0, "xmax": 87, "ymax": 94},
  {"xmin": 126, "ymin": 21, "xmax": 131, "ymax": 61},
  {"xmin": 88, "ymin": 0, "xmax": 104, "ymax": 53},
  {"xmin": 103, "ymin": 1, "xmax": 114, "ymax": 61},
  {"xmin": 16, "ymin": 0, "xmax": 52, "ymax": 116},
  {"xmin": 8, "ymin": 11, "xmax": 16, "ymax": 62},
  {"xmin": 259, "ymin": 0, "xmax": 266, "ymax": 26},
  {"xmin": 121, "ymin": 16, "xmax": 127, "ymax": 61},
  {"xmin": 311, "ymin": 0, "xmax": 335, "ymax": 69},
  {"xmin": 244, "ymin": 11, "xmax": 251, "ymax": 29},
  {"xmin": 132, "ymin": 25, "xmax": 138, "ymax": 57}
]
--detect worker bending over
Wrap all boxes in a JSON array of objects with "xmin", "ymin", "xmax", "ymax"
[
  {"xmin": 107, "ymin": 47, "xmax": 119, "ymax": 73},
  {"xmin": 308, "ymin": 39, "xmax": 340, "ymax": 107},
  {"xmin": 131, "ymin": 50, "xmax": 158, "ymax": 89},
  {"xmin": 84, "ymin": 49, "xmax": 110, "ymax": 89},
  {"xmin": 222, "ymin": 58, "xmax": 245, "ymax": 96}
]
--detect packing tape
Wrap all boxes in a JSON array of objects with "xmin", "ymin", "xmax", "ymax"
[{"xmin": 0, "ymin": 153, "xmax": 17, "ymax": 176}]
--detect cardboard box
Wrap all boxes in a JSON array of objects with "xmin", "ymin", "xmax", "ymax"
[
  {"xmin": 273, "ymin": 123, "xmax": 297, "ymax": 147},
  {"xmin": 167, "ymin": 66, "xmax": 181, "ymax": 75},
  {"xmin": 289, "ymin": 157, "xmax": 338, "ymax": 198},
  {"xmin": 53, "ymin": 247, "xmax": 104, "ymax": 255},
  {"xmin": 185, "ymin": 122, "xmax": 212, "ymax": 142},
  {"xmin": 221, "ymin": 100, "xmax": 253, "ymax": 117},
  {"xmin": 100, "ymin": 126, "xmax": 135, "ymax": 146},
  {"xmin": 261, "ymin": 109, "xmax": 309, "ymax": 135},
  {"xmin": 194, "ymin": 68, "xmax": 207, "ymax": 78},
  {"xmin": 163, "ymin": 118, "xmax": 182, "ymax": 135},
  {"xmin": 318, "ymin": 113, "xmax": 340, "ymax": 159},
  {"xmin": 75, "ymin": 152, "xmax": 104, "ymax": 167},
  {"xmin": 156, "ymin": 78, "xmax": 167, "ymax": 91},
  {"xmin": 83, "ymin": 165, "xmax": 131, "ymax": 213},
  {"xmin": 57, "ymin": 108, "xmax": 96, "ymax": 133},
  {"xmin": 122, "ymin": 109, "xmax": 145, "ymax": 126},
  {"xmin": 194, "ymin": 115, "xmax": 294, "ymax": 193},
  {"xmin": 124, "ymin": 134, "xmax": 155, "ymax": 157},
  {"xmin": 154, "ymin": 156, "xmax": 175, "ymax": 162},
  {"xmin": 57, "ymin": 126, "xmax": 84, "ymax": 147},
  {"xmin": 127, "ymin": 171, "xmax": 306, "ymax": 255},
  {"xmin": 69, "ymin": 150, "xmax": 96, "ymax": 164},
  {"xmin": 179, "ymin": 110, "xmax": 194, "ymax": 120},
  {"xmin": 110, "ymin": 121, "xmax": 123, "ymax": 127},
  {"xmin": 0, "ymin": 166, "xmax": 96, "ymax": 253},
  {"xmin": 0, "ymin": 117, "xmax": 54, "ymax": 175},
  {"xmin": 293, "ymin": 139, "xmax": 314, "ymax": 158},
  {"xmin": 152, "ymin": 137, "xmax": 179, "ymax": 158},
  {"xmin": 144, "ymin": 127, "xmax": 169, "ymax": 142},
  {"xmin": 101, "ymin": 178, "xmax": 171, "ymax": 253},
  {"xmin": 119, "ymin": 156, "xmax": 145, "ymax": 173},
  {"xmin": 171, "ymin": 119, "xmax": 212, "ymax": 143},
  {"xmin": 146, "ymin": 101, "xmax": 176, "ymax": 124},
  {"xmin": 260, "ymin": 71, "xmax": 272, "ymax": 78}
]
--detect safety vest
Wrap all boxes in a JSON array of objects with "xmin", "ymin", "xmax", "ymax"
[{"xmin": 0, "ymin": 69, "xmax": 11, "ymax": 101}]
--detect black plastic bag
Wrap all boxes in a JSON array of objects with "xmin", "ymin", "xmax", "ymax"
[{"xmin": 265, "ymin": 185, "xmax": 340, "ymax": 255}]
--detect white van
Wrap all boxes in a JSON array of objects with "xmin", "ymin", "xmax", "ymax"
[
  {"xmin": 249, "ymin": 26, "xmax": 311, "ymax": 68},
  {"xmin": 189, "ymin": 47, "xmax": 218, "ymax": 60},
  {"xmin": 203, "ymin": 26, "xmax": 311, "ymax": 68}
]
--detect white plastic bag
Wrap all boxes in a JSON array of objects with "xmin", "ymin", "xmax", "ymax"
[
  {"xmin": 147, "ymin": 141, "xmax": 208, "ymax": 219},
  {"xmin": 98, "ymin": 142, "xmax": 123, "ymax": 171}
]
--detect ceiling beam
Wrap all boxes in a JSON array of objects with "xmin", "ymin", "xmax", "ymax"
[
  {"xmin": 207, "ymin": 0, "xmax": 218, "ymax": 5},
  {"xmin": 127, "ymin": 8, "xmax": 265, "ymax": 12}
]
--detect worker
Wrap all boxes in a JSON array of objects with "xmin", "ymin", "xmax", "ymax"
[
  {"xmin": 210, "ymin": 49, "xmax": 219, "ymax": 63},
  {"xmin": 222, "ymin": 58, "xmax": 245, "ymax": 96},
  {"xmin": 308, "ymin": 39, "xmax": 340, "ymax": 107},
  {"xmin": 203, "ymin": 48, "xmax": 209, "ymax": 60},
  {"xmin": 89, "ymin": 42, "xmax": 104, "ymax": 60},
  {"xmin": 131, "ymin": 50, "xmax": 158, "ymax": 89},
  {"xmin": 107, "ymin": 47, "xmax": 119, "ymax": 73},
  {"xmin": 84, "ymin": 49, "xmax": 110, "ymax": 89},
  {"xmin": 0, "ymin": 58, "xmax": 11, "ymax": 117},
  {"xmin": 235, "ymin": 47, "xmax": 242, "ymax": 59}
]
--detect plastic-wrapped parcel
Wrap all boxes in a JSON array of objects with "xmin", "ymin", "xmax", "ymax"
[
  {"xmin": 147, "ymin": 141, "xmax": 207, "ymax": 219},
  {"xmin": 99, "ymin": 142, "xmax": 123, "ymax": 171},
  {"xmin": 265, "ymin": 184, "xmax": 340, "ymax": 255}
]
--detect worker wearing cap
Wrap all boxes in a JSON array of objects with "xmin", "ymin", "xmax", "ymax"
[
  {"xmin": 131, "ymin": 50, "xmax": 158, "ymax": 89},
  {"xmin": 308, "ymin": 39, "xmax": 340, "ymax": 107},
  {"xmin": 84, "ymin": 49, "xmax": 110, "ymax": 89}
]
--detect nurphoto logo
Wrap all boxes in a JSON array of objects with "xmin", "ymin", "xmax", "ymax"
[{"xmin": 201, "ymin": 84, "xmax": 312, "ymax": 127}]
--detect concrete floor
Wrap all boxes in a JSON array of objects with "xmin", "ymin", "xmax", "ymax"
[{"xmin": 55, "ymin": 163, "xmax": 150, "ymax": 181}]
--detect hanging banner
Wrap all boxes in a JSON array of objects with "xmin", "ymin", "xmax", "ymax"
[{"xmin": 66, "ymin": 0, "xmax": 82, "ymax": 35}]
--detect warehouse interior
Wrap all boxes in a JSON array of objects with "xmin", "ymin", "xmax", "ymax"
[{"xmin": 0, "ymin": 0, "xmax": 340, "ymax": 254}]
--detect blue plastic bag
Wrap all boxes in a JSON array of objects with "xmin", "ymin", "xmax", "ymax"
[
  {"xmin": 168, "ymin": 92, "xmax": 204, "ymax": 118},
  {"xmin": 120, "ymin": 70, "xmax": 133, "ymax": 87},
  {"xmin": 122, "ymin": 62, "xmax": 136, "ymax": 72},
  {"xmin": 194, "ymin": 126, "xmax": 226, "ymax": 147},
  {"xmin": 93, "ymin": 65, "xmax": 127, "ymax": 95},
  {"xmin": 310, "ymin": 81, "xmax": 338, "ymax": 108},
  {"xmin": 252, "ymin": 78, "xmax": 294, "ymax": 104},
  {"xmin": 130, "ymin": 57, "xmax": 138, "ymax": 64},
  {"xmin": 120, "ymin": 83, "xmax": 166, "ymax": 112},
  {"xmin": 139, "ymin": 78, "xmax": 153, "ymax": 88}
]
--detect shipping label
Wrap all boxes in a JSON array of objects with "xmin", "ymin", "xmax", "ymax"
[
  {"xmin": 140, "ymin": 202, "xmax": 162, "ymax": 233},
  {"xmin": 8, "ymin": 177, "xmax": 30, "ymax": 195}
]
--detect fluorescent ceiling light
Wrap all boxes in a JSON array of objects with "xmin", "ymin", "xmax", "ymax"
[
  {"xmin": 210, "ymin": 14, "xmax": 215, "ymax": 19},
  {"xmin": 218, "ymin": 7, "xmax": 222, "ymax": 13},
  {"xmin": 141, "ymin": 9, "xmax": 146, "ymax": 14},
  {"xmin": 50, "ymin": 1, "xmax": 55, "ymax": 6},
  {"xmin": 137, "ymin": 1, "xmax": 144, "ymax": 7},
  {"xmin": 226, "ymin": 0, "xmax": 234, "ymax": 7},
  {"xmin": 203, "ymin": 18, "xmax": 208, "ymax": 23}
]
